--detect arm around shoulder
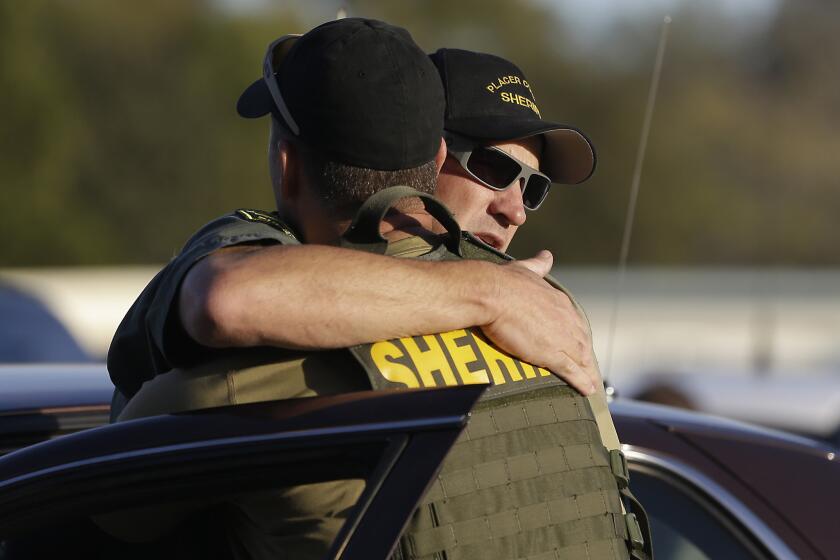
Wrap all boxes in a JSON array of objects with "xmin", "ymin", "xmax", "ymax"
[
  {"xmin": 179, "ymin": 243, "xmax": 600, "ymax": 395},
  {"xmin": 178, "ymin": 243, "xmax": 502, "ymax": 351}
]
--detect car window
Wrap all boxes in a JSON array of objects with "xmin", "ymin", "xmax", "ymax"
[
  {"xmin": 630, "ymin": 468, "xmax": 770, "ymax": 560},
  {"xmin": 1, "ymin": 480, "xmax": 367, "ymax": 560}
]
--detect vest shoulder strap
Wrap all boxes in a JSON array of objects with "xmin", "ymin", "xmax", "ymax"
[
  {"xmin": 340, "ymin": 186, "xmax": 462, "ymax": 255},
  {"xmin": 458, "ymin": 231, "xmax": 513, "ymax": 264}
]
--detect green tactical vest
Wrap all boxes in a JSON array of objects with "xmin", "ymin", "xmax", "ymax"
[{"xmin": 338, "ymin": 186, "xmax": 652, "ymax": 560}]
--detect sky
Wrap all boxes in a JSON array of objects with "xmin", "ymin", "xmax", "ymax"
[
  {"xmin": 219, "ymin": 0, "xmax": 783, "ymax": 39},
  {"xmin": 534, "ymin": 0, "xmax": 784, "ymax": 61},
  {"xmin": 543, "ymin": 0, "xmax": 781, "ymax": 36}
]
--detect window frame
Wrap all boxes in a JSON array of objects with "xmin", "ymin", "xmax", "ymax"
[{"xmin": 624, "ymin": 445, "xmax": 797, "ymax": 560}]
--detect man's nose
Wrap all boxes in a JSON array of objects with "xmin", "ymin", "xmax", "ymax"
[{"xmin": 489, "ymin": 179, "xmax": 527, "ymax": 226}]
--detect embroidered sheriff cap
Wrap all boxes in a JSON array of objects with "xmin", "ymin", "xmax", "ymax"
[{"xmin": 430, "ymin": 48, "xmax": 596, "ymax": 185}]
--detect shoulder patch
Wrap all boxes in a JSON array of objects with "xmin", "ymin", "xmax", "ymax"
[{"xmin": 235, "ymin": 209, "xmax": 297, "ymax": 239}]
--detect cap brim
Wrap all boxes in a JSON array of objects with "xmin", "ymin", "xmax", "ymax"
[
  {"xmin": 237, "ymin": 78, "xmax": 274, "ymax": 119},
  {"xmin": 445, "ymin": 116, "xmax": 596, "ymax": 184},
  {"xmin": 541, "ymin": 127, "xmax": 596, "ymax": 185}
]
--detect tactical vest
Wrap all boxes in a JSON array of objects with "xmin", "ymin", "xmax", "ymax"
[{"xmin": 338, "ymin": 187, "xmax": 652, "ymax": 560}]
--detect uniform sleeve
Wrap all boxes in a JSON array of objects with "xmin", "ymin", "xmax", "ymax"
[{"xmin": 107, "ymin": 213, "xmax": 299, "ymax": 397}]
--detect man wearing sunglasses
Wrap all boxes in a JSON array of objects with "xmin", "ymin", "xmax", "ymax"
[{"xmin": 430, "ymin": 48, "xmax": 596, "ymax": 253}]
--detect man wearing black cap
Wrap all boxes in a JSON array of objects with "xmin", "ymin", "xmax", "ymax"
[
  {"xmin": 429, "ymin": 47, "xmax": 596, "ymax": 253},
  {"xmin": 106, "ymin": 17, "xmax": 612, "ymax": 558}
]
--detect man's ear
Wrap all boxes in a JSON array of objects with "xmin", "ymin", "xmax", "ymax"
[
  {"xmin": 434, "ymin": 137, "xmax": 447, "ymax": 173},
  {"xmin": 277, "ymin": 139, "xmax": 299, "ymax": 203}
]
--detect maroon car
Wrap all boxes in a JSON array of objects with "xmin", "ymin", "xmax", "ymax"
[
  {"xmin": 613, "ymin": 399, "xmax": 837, "ymax": 559},
  {"xmin": 0, "ymin": 365, "xmax": 837, "ymax": 559}
]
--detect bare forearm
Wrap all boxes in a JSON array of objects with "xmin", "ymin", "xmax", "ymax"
[
  {"xmin": 180, "ymin": 244, "xmax": 499, "ymax": 350},
  {"xmin": 181, "ymin": 245, "xmax": 602, "ymax": 396}
]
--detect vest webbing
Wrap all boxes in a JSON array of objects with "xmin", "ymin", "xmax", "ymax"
[
  {"xmin": 340, "ymin": 187, "xmax": 650, "ymax": 560},
  {"xmin": 395, "ymin": 387, "xmax": 630, "ymax": 560}
]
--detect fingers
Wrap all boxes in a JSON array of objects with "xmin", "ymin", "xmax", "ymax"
[
  {"xmin": 548, "ymin": 351, "xmax": 597, "ymax": 396},
  {"xmin": 483, "ymin": 255, "xmax": 601, "ymax": 397},
  {"xmin": 511, "ymin": 250, "xmax": 553, "ymax": 277}
]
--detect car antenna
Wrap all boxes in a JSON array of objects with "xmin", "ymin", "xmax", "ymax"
[{"xmin": 603, "ymin": 15, "xmax": 672, "ymax": 383}]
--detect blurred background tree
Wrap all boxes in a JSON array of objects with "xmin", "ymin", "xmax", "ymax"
[{"xmin": 1, "ymin": 0, "xmax": 837, "ymax": 266}]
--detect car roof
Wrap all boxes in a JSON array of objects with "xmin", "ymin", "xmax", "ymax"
[
  {"xmin": 2, "ymin": 362, "xmax": 835, "ymax": 457},
  {"xmin": 612, "ymin": 398, "xmax": 837, "ymax": 457}
]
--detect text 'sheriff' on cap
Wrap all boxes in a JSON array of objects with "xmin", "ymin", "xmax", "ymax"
[
  {"xmin": 237, "ymin": 18, "xmax": 445, "ymax": 171},
  {"xmin": 430, "ymin": 48, "xmax": 596, "ymax": 185}
]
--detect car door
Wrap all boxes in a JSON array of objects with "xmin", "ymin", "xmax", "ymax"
[{"xmin": 0, "ymin": 385, "xmax": 485, "ymax": 560}]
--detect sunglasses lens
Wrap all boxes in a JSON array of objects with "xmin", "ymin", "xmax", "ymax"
[
  {"xmin": 523, "ymin": 174, "xmax": 551, "ymax": 210},
  {"xmin": 466, "ymin": 148, "xmax": 521, "ymax": 189}
]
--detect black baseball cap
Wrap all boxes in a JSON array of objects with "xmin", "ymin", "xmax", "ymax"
[
  {"xmin": 430, "ymin": 48, "xmax": 596, "ymax": 185},
  {"xmin": 238, "ymin": 18, "xmax": 445, "ymax": 171}
]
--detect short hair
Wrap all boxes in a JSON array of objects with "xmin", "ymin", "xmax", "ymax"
[{"xmin": 269, "ymin": 117, "xmax": 437, "ymax": 217}]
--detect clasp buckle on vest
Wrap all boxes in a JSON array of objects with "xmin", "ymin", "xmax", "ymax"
[
  {"xmin": 610, "ymin": 449, "xmax": 630, "ymax": 489},
  {"xmin": 625, "ymin": 513, "xmax": 646, "ymax": 553}
]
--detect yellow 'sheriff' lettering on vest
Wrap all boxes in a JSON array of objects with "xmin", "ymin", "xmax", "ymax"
[
  {"xmin": 439, "ymin": 330, "xmax": 490, "ymax": 385},
  {"xmin": 365, "ymin": 328, "xmax": 552, "ymax": 389},
  {"xmin": 369, "ymin": 340, "xmax": 420, "ymax": 388},
  {"xmin": 402, "ymin": 334, "xmax": 459, "ymax": 386}
]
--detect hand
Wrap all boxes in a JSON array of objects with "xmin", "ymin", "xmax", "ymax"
[{"xmin": 480, "ymin": 250, "xmax": 601, "ymax": 396}]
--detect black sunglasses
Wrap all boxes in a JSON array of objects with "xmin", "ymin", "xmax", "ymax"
[
  {"xmin": 447, "ymin": 145, "xmax": 551, "ymax": 210},
  {"xmin": 262, "ymin": 35, "xmax": 302, "ymax": 135}
]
